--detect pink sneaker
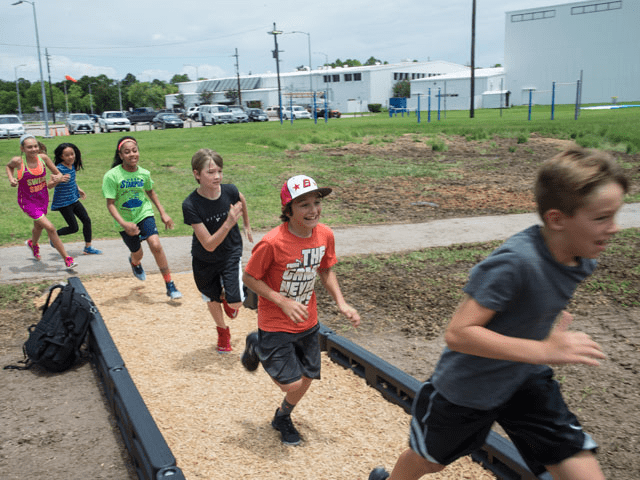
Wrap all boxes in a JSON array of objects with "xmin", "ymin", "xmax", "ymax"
[
  {"xmin": 65, "ymin": 256, "xmax": 78, "ymax": 269},
  {"xmin": 216, "ymin": 326, "xmax": 232, "ymax": 353},
  {"xmin": 26, "ymin": 240, "xmax": 41, "ymax": 260}
]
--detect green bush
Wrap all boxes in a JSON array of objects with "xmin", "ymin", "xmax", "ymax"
[{"xmin": 368, "ymin": 103, "xmax": 382, "ymax": 113}]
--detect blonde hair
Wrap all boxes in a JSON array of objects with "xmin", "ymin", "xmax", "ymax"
[{"xmin": 535, "ymin": 147, "xmax": 629, "ymax": 219}]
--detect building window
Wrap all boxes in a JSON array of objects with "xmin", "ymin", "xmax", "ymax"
[
  {"xmin": 354, "ymin": 73, "xmax": 361, "ymax": 81},
  {"xmin": 332, "ymin": 74, "xmax": 340, "ymax": 82},
  {"xmin": 511, "ymin": 9, "xmax": 556, "ymax": 21},
  {"xmin": 344, "ymin": 73, "xmax": 352, "ymax": 81},
  {"xmin": 323, "ymin": 75, "xmax": 330, "ymax": 83},
  {"xmin": 394, "ymin": 73, "xmax": 399, "ymax": 80},
  {"xmin": 571, "ymin": 1, "xmax": 622, "ymax": 14}
]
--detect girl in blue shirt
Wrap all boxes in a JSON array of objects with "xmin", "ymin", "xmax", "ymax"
[{"xmin": 49, "ymin": 142, "xmax": 102, "ymax": 255}]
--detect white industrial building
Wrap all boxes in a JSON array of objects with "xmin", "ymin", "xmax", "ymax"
[
  {"xmin": 167, "ymin": 61, "xmax": 471, "ymax": 113},
  {"xmin": 167, "ymin": 0, "xmax": 637, "ymax": 113},
  {"xmin": 505, "ymin": 0, "xmax": 638, "ymax": 106}
]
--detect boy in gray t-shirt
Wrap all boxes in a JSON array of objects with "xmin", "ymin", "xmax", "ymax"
[{"xmin": 370, "ymin": 147, "xmax": 629, "ymax": 480}]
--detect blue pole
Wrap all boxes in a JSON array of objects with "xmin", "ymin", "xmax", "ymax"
[
  {"xmin": 324, "ymin": 92, "xmax": 328, "ymax": 123},
  {"xmin": 313, "ymin": 92, "xmax": 318, "ymax": 124},
  {"xmin": 528, "ymin": 89, "xmax": 532, "ymax": 121},
  {"xmin": 289, "ymin": 95, "xmax": 293, "ymax": 124},
  {"xmin": 417, "ymin": 95, "xmax": 421, "ymax": 123},
  {"xmin": 574, "ymin": 80, "xmax": 580, "ymax": 120},
  {"xmin": 428, "ymin": 88, "xmax": 431, "ymax": 123},
  {"xmin": 438, "ymin": 88, "xmax": 441, "ymax": 121},
  {"xmin": 551, "ymin": 82, "xmax": 556, "ymax": 120}
]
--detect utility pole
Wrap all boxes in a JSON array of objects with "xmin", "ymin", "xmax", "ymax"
[
  {"xmin": 268, "ymin": 23, "xmax": 283, "ymax": 123},
  {"xmin": 470, "ymin": 0, "xmax": 476, "ymax": 118},
  {"xmin": 233, "ymin": 48, "xmax": 242, "ymax": 105},
  {"xmin": 45, "ymin": 48, "xmax": 55, "ymax": 122}
]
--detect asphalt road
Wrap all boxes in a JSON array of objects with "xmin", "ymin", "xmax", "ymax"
[{"xmin": 1, "ymin": 204, "xmax": 639, "ymax": 284}]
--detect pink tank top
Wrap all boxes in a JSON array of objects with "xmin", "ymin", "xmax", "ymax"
[{"xmin": 17, "ymin": 155, "xmax": 49, "ymax": 220}]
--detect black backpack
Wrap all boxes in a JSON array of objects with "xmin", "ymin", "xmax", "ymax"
[{"xmin": 4, "ymin": 282, "xmax": 95, "ymax": 373}]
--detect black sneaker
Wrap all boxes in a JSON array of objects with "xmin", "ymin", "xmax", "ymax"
[
  {"xmin": 369, "ymin": 467, "xmax": 390, "ymax": 480},
  {"xmin": 129, "ymin": 256, "xmax": 146, "ymax": 281},
  {"xmin": 241, "ymin": 331, "xmax": 260, "ymax": 372},
  {"xmin": 271, "ymin": 409, "xmax": 301, "ymax": 446}
]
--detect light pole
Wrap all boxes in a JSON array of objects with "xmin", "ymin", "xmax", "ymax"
[
  {"xmin": 14, "ymin": 64, "xmax": 26, "ymax": 118},
  {"xmin": 12, "ymin": 0, "xmax": 49, "ymax": 137},
  {"xmin": 183, "ymin": 64, "xmax": 199, "ymax": 81},
  {"xmin": 88, "ymin": 83, "xmax": 96, "ymax": 115},
  {"xmin": 314, "ymin": 51, "xmax": 329, "ymax": 68},
  {"xmin": 290, "ymin": 31, "xmax": 313, "ymax": 94},
  {"xmin": 268, "ymin": 23, "xmax": 283, "ymax": 124}
]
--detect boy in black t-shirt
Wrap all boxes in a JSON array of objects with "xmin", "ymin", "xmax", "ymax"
[{"xmin": 182, "ymin": 148, "xmax": 253, "ymax": 352}]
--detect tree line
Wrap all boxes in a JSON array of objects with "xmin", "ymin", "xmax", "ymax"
[{"xmin": 0, "ymin": 73, "xmax": 189, "ymax": 116}]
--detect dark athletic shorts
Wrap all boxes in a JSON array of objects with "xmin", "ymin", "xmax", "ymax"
[
  {"xmin": 409, "ymin": 368, "xmax": 598, "ymax": 476},
  {"xmin": 119, "ymin": 216, "xmax": 159, "ymax": 253},
  {"xmin": 192, "ymin": 256, "xmax": 244, "ymax": 304},
  {"xmin": 257, "ymin": 324, "xmax": 321, "ymax": 385}
]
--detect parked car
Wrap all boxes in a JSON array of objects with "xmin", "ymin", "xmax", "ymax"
[
  {"xmin": 265, "ymin": 105, "xmax": 281, "ymax": 118},
  {"xmin": 88, "ymin": 114, "xmax": 99, "ymax": 124},
  {"xmin": 66, "ymin": 113, "xmax": 95, "ymax": 135},
  {"xmin": 282, "ymin": 105, "xmax": 312, "ymax": 120},
  {"xmin": 304, "ymin": 104, "xmax": 342, "ymax": 118},
  {"xmin": 98, "ymin": 111, "xmax": 131, "ymax": 133},
  {"xmin": 186, "ymin": 106, "xmax": 200, "ymax": 120},
  {"xmin": 0, "ymin": 114, "xmax": 25, "ymax": 138},
  {"xmin": 246, "ymin": 108, "xmax": 268, "ymax": 122},
  {"xmin": 157, "ymin": 108, "xmax": 186, "ymax": 120},
  {"xmin": 198, "ymin": 104, "xmax": 234, "ymax": 125},
  {"xmin": 152, "ymin": 113, "xmax": 184, "ymax": 129},
  {"xmin": 228, "ymin": 106, "xmax": 249, "ymax": 123}
]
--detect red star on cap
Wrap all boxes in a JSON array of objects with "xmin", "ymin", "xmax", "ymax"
[{"xmin": 293, "ymin": 183, "xmax": 300, "ymax": 191}]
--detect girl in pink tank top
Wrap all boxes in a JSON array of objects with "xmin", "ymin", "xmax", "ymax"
[{"xmin": 5, "ymin": 135, "xmax": 78, "ymax": 269}]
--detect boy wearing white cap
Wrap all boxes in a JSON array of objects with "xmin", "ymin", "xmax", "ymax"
[{"xmin": 241, "ymin": 174, "xmax": 360, "ymax": 446}]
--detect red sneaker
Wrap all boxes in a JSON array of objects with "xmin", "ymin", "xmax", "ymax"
[
  {"xmin": 223, "ymin": 298, "xmax": 239, "ymax": 319},
  {"xmin": 26, "ymin": 239, "xmax": 40, "ymax": 260},
  {"xmin": 216, "ymin": 326, "xmax": 232, "ymax": 353}
]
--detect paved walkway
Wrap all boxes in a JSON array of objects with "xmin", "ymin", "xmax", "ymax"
[{"xmin": 1, "ymin": 204, "xmax": 639, "ymax": 284}]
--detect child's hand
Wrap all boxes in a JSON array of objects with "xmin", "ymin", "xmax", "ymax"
[
  {"xmin": 123, "ymin": 222, "xmax": 140, "ymax": 236},
  {"xmin": 244, "ymin": 226, "xmax": 254, "ymax": 243},
  {"xmin": 280, "ymin": 298, "xmax": 309, "ymax": 324},
  {"xmin": 227, "ymin": 201, "xmax": 242, "ymax": 226},
  {"xmin": 78, "ymin": 188, "xmax": 86, "ymax": 200},
  {"xmin": 161, "ymin": 213, "xmax": 175, "ymax": 230},
  {"xmin": 340, "ymin": 304, "xmax": 361, "ymax": 328},
  {"xmin": 544, "ymin": 311, "xmax": 605, "ymax": 366},
  {"xmin": 9, "ymin": 178, "xmax": 18, "ymax": 187}
]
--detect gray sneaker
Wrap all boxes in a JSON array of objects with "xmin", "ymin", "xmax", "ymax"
[
  {"xmin": 129, "ymin": 256, "xmax": 146, "ymax": 281},
  {"xmin": 369, "ymin": 467, "xmax": 390, "ymax": 480},
  {"xmin": 271, "ymin": 410, "xmax": 301, "ymax": 446}
]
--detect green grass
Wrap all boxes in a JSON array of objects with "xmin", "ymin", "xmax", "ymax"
[{"xmin": 1, "ymin": 105, "xmax": 639, "ymax": 246}]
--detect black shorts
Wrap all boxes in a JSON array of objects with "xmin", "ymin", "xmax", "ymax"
[
  {"xmin": 119, "ymin": 216, "xmax": 159, "ymax": 253},
  {"xmin": 257, "ymin": 324, "xmax": 321, "ymax": 385},
  {"xmin": 192, "ymin": 256, "xmax": 244, "ymax": 304},
  {"xmin": 409, "ymin": 369, "xmax": 598, "ymax": 476}
]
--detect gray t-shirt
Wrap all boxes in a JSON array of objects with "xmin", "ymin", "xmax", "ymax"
[{"xmin": 431, "ymin": 225, "xmax": 596, "ymax": 409}]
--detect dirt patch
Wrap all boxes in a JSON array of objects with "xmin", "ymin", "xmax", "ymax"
[{"xmin": 1, "ymin": 134, "xmax": 639, "ymax": 479}]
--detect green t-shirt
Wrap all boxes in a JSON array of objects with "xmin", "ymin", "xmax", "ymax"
[{"xmin": 102, "ymin": 165, "xmax": 155, "ymax": 229}]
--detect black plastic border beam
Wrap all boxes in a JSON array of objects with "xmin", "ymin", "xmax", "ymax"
[
  {"xmin": 318, "ymin": 324, "xmax": 552, "ymax": 480},
  {"xmin": 69, "ymin": 277, "xmax": 185, "ymax": 480}
]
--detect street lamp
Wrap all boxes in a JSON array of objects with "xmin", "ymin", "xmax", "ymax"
[
  {"xmin": 14, "ymin": 64, "xmax": 26, "ymax": 118},
  {"xmin": 88, "ymin": 83, "xmax": 96, "ymax": 115},
  {"xmin": 314, "ymin": 51, "xmax": 329, "ymax": 68},
  {"xmin": 183, "ymin": 64, "xmax": 199, "ymax": 81},
  {"xmin": 12, "ymin": 0, "xmax": 49, "ymax": 137},
  {"xmin": 289, "ymin": 31, "xmax": 313, "ymax": 94}
]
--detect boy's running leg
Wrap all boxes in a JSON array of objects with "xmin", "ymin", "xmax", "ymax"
[{"xmin": 545, "ymin": 451, "xmax": 604, "ymax": 480}]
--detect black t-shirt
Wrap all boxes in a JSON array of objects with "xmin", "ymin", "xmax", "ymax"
[{"xmin": 182, "ymin": 184, "xmax": 243, "ymax": 263}]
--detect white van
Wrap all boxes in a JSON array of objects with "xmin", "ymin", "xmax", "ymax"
[{"xmin": 198, "ymin": 104, "xmax": 234, "ymax": 125}]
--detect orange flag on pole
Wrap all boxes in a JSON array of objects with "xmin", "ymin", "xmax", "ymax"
[{"xmin": 65, "ymin": 75, "xmax": 77, "ymax": 82}]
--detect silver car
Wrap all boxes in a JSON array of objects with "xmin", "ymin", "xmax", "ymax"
[
  {"xmin": 229, "ymin": 107, "xmax": 249, "ymax": 123},
  {"xmin": 0, "ymin": 115, "xmax": 26, "ymax": 138},
  {"xmin": 66, "ymin": 113, "xmax": 95, "ymax": 135}
]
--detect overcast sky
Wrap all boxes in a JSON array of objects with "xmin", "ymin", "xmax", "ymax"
[{"xmin": 2, "ymin": 0, "xmax": 558, "ymax": 84}]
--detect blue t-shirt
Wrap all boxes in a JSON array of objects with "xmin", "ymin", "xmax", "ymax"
[
  {"xmin": 431, "ymin": 225, "xmax": 597, "ymax": 410},
  {"xmin": 51, "ymin": 163, "xmax": 79, "ymax": 211}
]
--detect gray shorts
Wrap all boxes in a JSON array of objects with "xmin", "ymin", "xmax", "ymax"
[
  {"xmin": 409, "ymin": 368, "xmax": 598, "ymax": 476},
  {"xmin": 257, "ymin": 324, "xmax": 321, "ymax": 385}
]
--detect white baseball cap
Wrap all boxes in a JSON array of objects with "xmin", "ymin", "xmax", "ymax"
[{"xmin": 280, "ymin": 175, "xmax": 332, "ymax": 207}]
